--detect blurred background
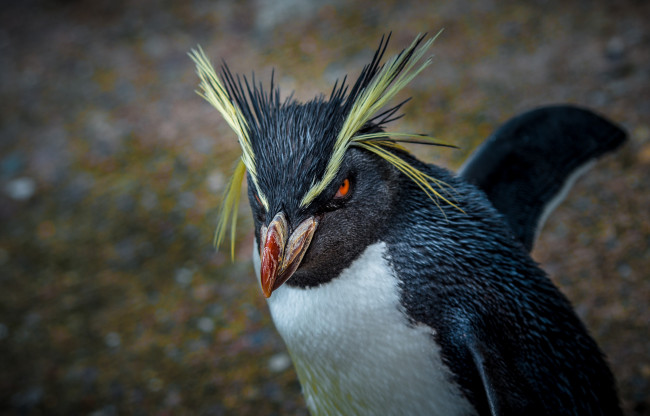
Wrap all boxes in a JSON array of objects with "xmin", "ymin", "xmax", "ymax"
[{"xmin": 0, "ymin": 0, "xmax": 648, "ymax": 414}]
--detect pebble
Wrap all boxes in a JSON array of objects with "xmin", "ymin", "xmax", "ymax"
[
  {"xmin": 148, "ymin": 377, "xmax": 163, "ymax": 392},
  {"xmin": 5, "ymin": 177, "xmax": 36, "ymax": 200},
  {"xmin": 207, "ymin": 170, "xmax": 225, "ymax": 193},
  {"xmin": 105, "ymin": 332, "xmax": 121, "ymax": 348},
  {"xmin": 197, "ymin": 317, "xmax": 215, "ymax": 333},
  {"xmin": 174, "ymin": 268, "xmax": 193, "ymax": 287},
  {"xmin": 268, "ymin": 352, "xmax": 291, "ymax": 373}
]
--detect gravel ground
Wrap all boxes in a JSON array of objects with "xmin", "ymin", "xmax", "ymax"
[{"xmin": 1, "ymin": 0, "xmax": 648, "ymax": 414}]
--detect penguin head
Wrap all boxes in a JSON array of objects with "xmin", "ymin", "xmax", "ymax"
[
  {"xmin": 249, "ymin": 142, "xmax": 400, "ymax": 294},
  {"xmin": 190, "ymin": 33, "xmax": 455, "ymax": 296}
]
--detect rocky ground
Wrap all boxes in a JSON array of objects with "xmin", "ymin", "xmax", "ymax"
[{"xmin": 0, "ymin": 0, "xmax": 648, "ymax": 414}]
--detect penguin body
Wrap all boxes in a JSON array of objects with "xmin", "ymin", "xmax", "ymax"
[
  {"xmin": 384, "ymin": 158, "xmax": 621, "ymax": 415},
  {"xmin": 257, "ymin": 242, "xmax": 475, "ymax": 416},
  {"xmin": 191, "ymin": 35, "xmax": 625, "ymax": 416},
  {"xmin": 253, "ymin": 149, "xmax": 622, "ymax": 416}
]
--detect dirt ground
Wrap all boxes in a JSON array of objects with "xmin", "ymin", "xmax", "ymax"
[{"xmin": 1, "ymin": 0, "xmax": 648, "ymax": 414}]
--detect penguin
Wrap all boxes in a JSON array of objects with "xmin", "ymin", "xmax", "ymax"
[{"xmin": 190, "ymin": 34, "xmax": 625, "ymax": 415}]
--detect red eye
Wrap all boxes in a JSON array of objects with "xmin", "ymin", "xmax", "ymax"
[
  {"xmin": 334, "ymin": 178, "xmax": 350, "ymax": 199},
  {"xmin": 254, "ymin": 193, "xmax": 262, "ymax": 206}
]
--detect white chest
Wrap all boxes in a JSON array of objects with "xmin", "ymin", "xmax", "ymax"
[{"xmin": 253, "ymin": 242, "xmax": 476, "ymax": 416}]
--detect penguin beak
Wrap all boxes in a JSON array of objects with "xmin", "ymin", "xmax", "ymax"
[{"xmin": 259, "ymin": 212, "xmax": 318, "ymax": 298}]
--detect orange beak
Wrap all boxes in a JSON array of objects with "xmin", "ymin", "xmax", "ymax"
[{"xmin": 259, "ymin": 212, "xmax": 318, "ymax": 298}]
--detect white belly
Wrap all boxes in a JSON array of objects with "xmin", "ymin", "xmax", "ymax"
[{"xmin": 253, "ymin": 242, "xmax": 476, "ymax": 416}]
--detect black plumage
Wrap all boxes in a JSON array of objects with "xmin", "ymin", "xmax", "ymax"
[
  {"xmin": 386, "ymin": 154, "xmax": 622, "ymax": 414},
  {"xmin": 460, "ymin": 105, "xmax": 627, "ymax": 251},
  {"xmin": 192, "ymin": 34, "xmax": 626, "ymax": 416},
  {"xmin": 219, "ymin": 35, "xmax": 423, "ymax": 221}
]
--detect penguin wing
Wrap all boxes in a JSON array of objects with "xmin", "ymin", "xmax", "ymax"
[
  {"xmin": 466, "ymin": 334, "xmax": 534, "ymax": 415},
  {"xmin": 458, "ymin": 105, "xmax": 627, "ymax": 252}
]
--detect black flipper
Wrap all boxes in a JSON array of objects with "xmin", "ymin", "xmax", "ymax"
[
  {"xmin": 466, "ymin": 334, "xmax": 533, "ymax": 416},
  {"xmin": 459, "ymin": 105, "xmax": 627, "ymax": 252}
]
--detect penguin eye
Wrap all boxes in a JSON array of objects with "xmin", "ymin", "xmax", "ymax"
[{"xmin": 334, "ymin": 178, "xmax": 350, "ymax": 199}]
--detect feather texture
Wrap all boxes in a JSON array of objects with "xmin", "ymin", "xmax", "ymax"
[
  {"xmin": 189, "ymin": 46, "xmax": 268, "ymax": 209},
  {"xmin": 212, "ymin": 158, "xmax": 247, "ymax": 258},
  {"xmin": 191, "ymin": 33, "xmax": 460, "ymax": 253},
  {"xmin": 300, "ymin": 32, "xmax": 443, "ymax": 206}
]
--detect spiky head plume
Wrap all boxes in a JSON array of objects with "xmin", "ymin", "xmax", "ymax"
[{"xmin": 189, "ymin": 31, "xmax": 456, "ymax": 255}]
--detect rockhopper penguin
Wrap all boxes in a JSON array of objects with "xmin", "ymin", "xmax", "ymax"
[{"xmin": 190, "ymin": 34, "xmax": 626, "ymax": 415}]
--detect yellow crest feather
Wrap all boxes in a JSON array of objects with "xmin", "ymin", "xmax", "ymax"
[
  {"xmin": 190, "ymin": 46, "xmax": 270, "ymax": 252},
  {"xmin": 192, "ymin": 32, "xmax": 458, "ymax": 256},
  {"xmin": 213, "ymin": 159, "xmax": 247, "ymax": 258},
  {"xmin": 355, "ymin": 141, "xmax": 460, "ymax": 215},
  {"xmin": 300, "ymin": 31, "xmax": 444, "ymax": 207},
  {"xmin": 189, "ymin": 46, "xmax": 268, "ymax": 209}
]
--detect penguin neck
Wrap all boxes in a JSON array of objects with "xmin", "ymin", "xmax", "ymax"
[{"xmin": 254, "ymin": 241, "xmax": 475, "ymax": 416}]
